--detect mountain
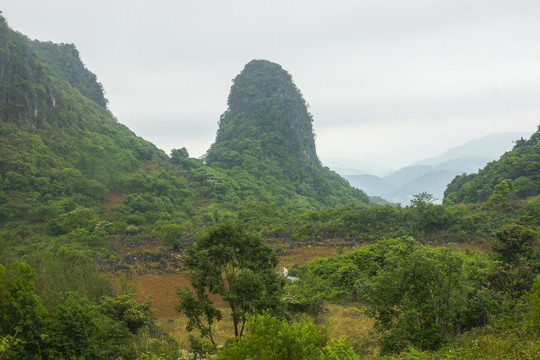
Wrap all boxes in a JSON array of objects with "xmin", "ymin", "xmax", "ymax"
[
  {"xmin": 0, "ymin": 14, "xmax": 368, "ymax": 256},
  {"xmin": 322, "ymin": 157, "xmax": 394, "ymax": 177},
  {"xmin": 444, "ymin": 126, "xmax": 540, "ymax": 203},
  {"xmin": 0, "ymin": 15, "xmax": 169, "ymax": 210},
  {"xmin": 205, "ymin": 59, "xmax": 368, "ymax": 208},
  {"xmin": 344, "ymin": 175, "xmax": 396, "ymax": 197},
  {"xmin": 417, "ymin": 132, "xmax": 530, "ymax": 167},
  {"xmin": 340, "ymin": 132, "xmax": 531, "ymax": 204}
]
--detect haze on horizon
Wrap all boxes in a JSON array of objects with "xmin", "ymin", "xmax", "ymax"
[{"xmin": 2, "ymin": 0, "xmax": 540, "ymax": 169}]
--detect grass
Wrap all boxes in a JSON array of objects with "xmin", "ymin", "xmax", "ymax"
[
  {"xmin": 322, "ymin": 303, "xmax": 374, "ymax": 346},
  {"xmin": 110, "ymin": 240, "xmax": 374, "ymax": 352}
]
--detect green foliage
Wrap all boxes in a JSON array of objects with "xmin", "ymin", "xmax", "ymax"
[
  {"xmin": 100, "ymin": 294, "xmax": 154, "ymax": 334},
  {"xmin": 170, "ymin": 147, "xmax": 189, "ymax": 164},
  {"xmin": 1, "ymin": 16, "xmax": 539, "ymax": 359},
  {"xmin": 488, "ymin": 179, "xmax": 515, "ymax": 206},
  {"xmin": 288, "ymin": 198, "xmax": 523, "ymax": 244},
  {"xmin": 176, "ymin": 220, "xmax": 286, "ymax": 354},
  {"xmin": 525, "ymin": 275, "xmax": 540, "ymax": 333},
  {"xmin": 219, "ymin": 312, "xmax": 358, "ymax": 360},
  {"xmin": 0, "ymin": 262, "xmax": 48, "ymax": 359},
  {"xmin": 492, "ymin": 224, "xmax": 536, "ymax": 265},
  {"xmin": 288, "ymin": 239, "xmax": 502, "ymax": 354},
  {"xmin": 28, "ymin": 247, "xmax": 114, "ymax": 311},
  {"xmin": 359, "ymin": 239, "xmax": 469, "ymax": 352},
  {"xmin": 158, "ymin": 223, "xmax": 185, "ymax": 248},
  {"xmin": 486, "ymin": 262, "xmax": 536, "ymax": 300},
  {"xmin": 48, "ymin": 293, "xmax": 103, "ymax": 358},
  {"xmin": 205, "ymin": 60, "xmax": 369, "ymax": 209},
  {"xmin": 445, "ymin": 127, "xmax": 540, "ymax": 203}
]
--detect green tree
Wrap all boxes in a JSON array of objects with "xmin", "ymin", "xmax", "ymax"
[
  {"xmin": 100, "ymin": 294, "xmax": 154, "ymax": 334},
  {"xmin": 159, "ymin": 223, "xmax": 185, "ymax": 248},
  {"xmin": 48, "ymin": 293, "xmax": 101, "ymax": 359},
  {"xmin": 489, "ymin": 179, "xmax": 515, "ymax": 206},
  {"xmin": 360, "ymin": 238, "xmax": 468, "ymax": 353},
  {"xmin": 0, "ymin": 262, "xmax": 49, "ymax": 359},
  {"xmin": 170, "ymin": 147, "xmax": 189, "ymax": 164},
  {"xmin": 525, "ymin": 275, "xmax": 540, "ymax": 333},
  {"xmin": 176, "ymin": 220, "xmax": 286, "ymax": 355},
  {"xmin": 514, "ymin": 176, "xmax": 537, "ymax": 198},
  {"xmin": 492, "ymin": 224, "xmax": 536, "ymax": 265},
  {"xmin": 219, "ymin": 313, "xmax": 358, "ymax": 360}
]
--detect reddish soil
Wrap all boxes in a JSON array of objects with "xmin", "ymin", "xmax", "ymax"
[
  {"xmin": 145, "ymin": 162, "xmax": 161, "ymax": 171},
  {"xmin": 110, "ymin": 238, "xmax": 491, "ymax": 321},
  {"xmin": 112, "ymin": 240, "xmax": 164, "ymax": 255},
  {"xmin": 102, "ymin": 193, "xmax": 123, "ymax": 213}
]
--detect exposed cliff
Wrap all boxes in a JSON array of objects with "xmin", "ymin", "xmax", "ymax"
[{"xmin": 0, "ymin": 14, "xmax": 107, "ymax": 126}]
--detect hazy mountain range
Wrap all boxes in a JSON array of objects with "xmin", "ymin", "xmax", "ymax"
[{"xmin": 323, "ymin": 132, "xmax": 529, "ymax": 204}]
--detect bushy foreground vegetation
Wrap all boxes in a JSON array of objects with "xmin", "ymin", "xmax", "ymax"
[{"xmin": 286, "ymin": 228, "xmax": 538, "ymax": 355}]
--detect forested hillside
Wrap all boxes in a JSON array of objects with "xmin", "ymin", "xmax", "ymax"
[
  {"xmin": 0, "ymin": 13, "xmax": 539, "ymax": 360},
  {"xmin": 206, "ymin": 60, "xmax": 369, "ymax": 209},
  {"xmin": 444, "ymin": 127, "xmax": 540, "ymax": 204}
]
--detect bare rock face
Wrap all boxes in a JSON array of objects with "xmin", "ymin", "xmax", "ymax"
[{"xmin": 0, "ymin": 15, "xmax": 107, "ymax": 126}]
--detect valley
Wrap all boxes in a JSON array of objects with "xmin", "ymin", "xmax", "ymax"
[{"xmin": 0, "ymin": 13, "xmax": 539, "ymax": 359}]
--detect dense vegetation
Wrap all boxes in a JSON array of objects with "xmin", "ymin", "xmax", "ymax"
[
  {"xmin": 444, "ymin": 127, "xmax": 540, "ymax": 204},
  {"xmin": 0, "ymin": 13, "xmax": 539, "ymax": 359},
  {"xmin": 205, "ymin": 60, "xmax": 369, "ymax": 209}
]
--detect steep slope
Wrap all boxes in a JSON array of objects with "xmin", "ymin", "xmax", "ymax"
[
  {"xmin": 0, "ymin": 18, "xmax": 367, "ymax": 253},
  {"xmin": 205, "ymin": 60, "xmax": 368, "ymax": 209},
  {"xmin": 444, "ymin": 127, "xmax": 540, "ymax": 203},
  {"xmin": 0, "ymin": 14, "xmax": 167, "ymax": 196},
  {"xmin": 0, "ymin": 15, "xmax": 211, "ymax": 240}
]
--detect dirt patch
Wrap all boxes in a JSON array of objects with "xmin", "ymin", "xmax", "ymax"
[
  {"xmin": 102, "ymin": 193, "xmax": 123, "ymax": 213},
  {"xmin": 145, "ymin": 162, "xmax": 162, "ymax": 171},
  {"xmin": 112, "ymin": 239, "xmax": 164, "ymax": 255},
  {"xmin": 110, "ymin": 273, "xmax": 191, "ymax": 319},
  {"xmin": 132, "ymin": 273, "xmax": 190, "ymax": 318},
  {"xmin": 109, "ymin": 238, "xmax": 357, "ymax": 320},
  {"xmin": 278, "ymin": 238, "xmax": 357, "ymax": 268}
]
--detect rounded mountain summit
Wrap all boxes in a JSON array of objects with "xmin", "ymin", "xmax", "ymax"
[{"xmin": 205, "ymin": 60, "xmax": 369, "ymax": 207}]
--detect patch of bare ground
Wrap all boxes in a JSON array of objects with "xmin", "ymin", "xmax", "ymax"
[
  {"xmin": 108, "ymin": 237, "xmax": 489, "ymax": 351},
  {"xmin": 101, "ymin": 193, "xmax": 123, "ymax": 213},
  {"xmin": 145, "ymin": 162, "xmax": 162, "ymax": 171},
  {"xmin": 111, "ymin": 239, "xmax": 164, "ymax": 255},
  {"xmin": 277, "ymin": 238, "xmax": 357, "ymax": 268}
]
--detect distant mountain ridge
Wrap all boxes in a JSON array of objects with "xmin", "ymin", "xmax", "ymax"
[
  {"xmin": 414, "ymin": 132, "xmax": 530, "ymax": 166},
  {"xmin": 444, "ymin": 127, "xmax": 540, "ymax": 203},
  {"xmin": 339, "ymin": 132, "xmax": 530, "ymax": 204},
  {"xmin": 321, "ymin": 157, "xmax": 394, "ymax": 177}
]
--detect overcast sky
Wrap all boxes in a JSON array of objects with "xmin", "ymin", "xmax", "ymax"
[{"xmin": 2, "ymin": 0, "xmax": 540, "ymax": 169}]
